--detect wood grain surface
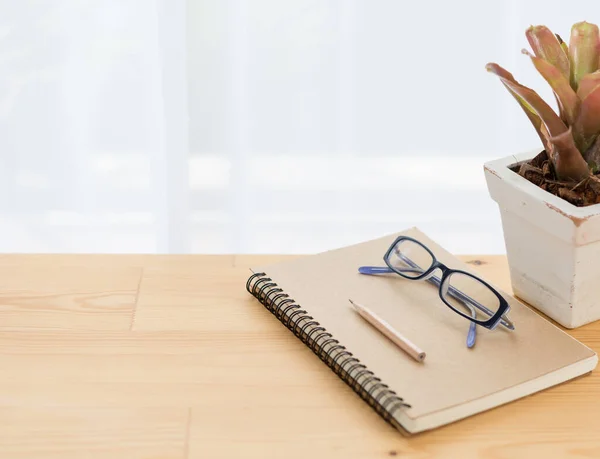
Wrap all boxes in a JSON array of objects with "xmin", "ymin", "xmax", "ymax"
[{"xmin": 0, "ymin": 253, "xmax": 598, "ymax": 458}]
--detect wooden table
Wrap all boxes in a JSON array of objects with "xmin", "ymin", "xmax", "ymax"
[{"xmin": 0, "ymin": 253, "xmax": 598, "ymax": 458}]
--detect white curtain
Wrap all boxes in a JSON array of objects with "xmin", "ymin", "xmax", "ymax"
[{"xmin": 0, "ymin": 0, "xmax": 595, "ymax": 254}]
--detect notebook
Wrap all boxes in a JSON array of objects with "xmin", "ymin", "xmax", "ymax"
[{"xmin": 245, "ymin": 227, "xmax": 598, "ymax": 434}]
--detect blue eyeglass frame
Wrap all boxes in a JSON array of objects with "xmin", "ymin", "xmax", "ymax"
[{"xmin": 359, "ymin": 235, "xmax": 514, "ymax": 335}]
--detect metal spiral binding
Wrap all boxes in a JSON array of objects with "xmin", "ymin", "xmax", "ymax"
[{"xmin": 246, "ymin": 271, "xmax": 411, "ymax": 428}]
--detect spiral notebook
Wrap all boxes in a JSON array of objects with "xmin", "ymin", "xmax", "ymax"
[{"xmin": 245, "ymin": 227, "xmax": 598, "ymax": 434}]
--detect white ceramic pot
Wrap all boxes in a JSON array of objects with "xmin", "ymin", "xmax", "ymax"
[{"xmin": 484, "ymin": 149, "xmax": 600, "ymax": 329}]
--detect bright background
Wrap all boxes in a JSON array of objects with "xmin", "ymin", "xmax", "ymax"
[{"xmin": 0, "ymin": 0, "xmax": 593, "ymax": 254}]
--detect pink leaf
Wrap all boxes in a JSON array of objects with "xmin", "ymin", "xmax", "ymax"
[
  {"xmin": 522, "ymin": 49, "xmax": 579, "ymax": 126},
  {"xmin": 577, "ymin": 70, "xmax": 600, "ymax": 100},
  {"xmin": 568, "ymin": 21, "xmax": 600, "ymax": 90},
  {"xmin": 486, "ymin": 63, "xmax": 568, "ymax": 139},
  {"xmin": 574, "ymin": 83, "xmax": 600, "ymax": 151},
  {"xmin": 526, "ymin": 26, "xmax": 570, "ymax": 82},
  {"xmin": 549, "ymin": 127, "xmax": 590, "ymax": 181}
]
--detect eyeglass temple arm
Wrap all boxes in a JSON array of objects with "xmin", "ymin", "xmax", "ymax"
[
  {"xmin": 358, "ymin": 265, "xmax": 514, "ymax": 331},
  {"xmin": 394, "ymin": 254, "xmax": 514, "ymax": 331},
  {"xmin": 359, "ymin": 266, "xmax": 478, "ymax": 347}
]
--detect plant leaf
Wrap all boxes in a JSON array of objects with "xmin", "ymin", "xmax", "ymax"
[
  {"xmin": 575, "ymin": 72, "xmax": 600, "ymax": 153},
  {"xmin": 577, "ymin": 70, "xmax": 600, "ymax": 100},
  {"xmin": 574, "ymin": 83, "xmax": 600, "ymax": 151},
  {"xmin": 568, "ymin": 21, "xmax": 600, "ymax": 90},
  {"xmin": 549, "ymin": 127, "xmax": 590, "ymax": 181},
  {"xmin": 486, "ymin": 63, "xmax": 568, "ymax": 140},
  {"xmin": 485, "ymin": 63, "xmax": 550, "ymax": 152},
  {"xmin": 522, "ymin": 49, "xmax": 579, "ymax": 126},
  {"xmin": 583, "ymin": 135, "xmax": 600, "ymax": 168},
  {"xmin": 556, "ymin": 33, "xmax": 570, "ymax": 64},
  {"xmin": 526, "ymin": 26, "xmax": 570, "ymax": 81}
]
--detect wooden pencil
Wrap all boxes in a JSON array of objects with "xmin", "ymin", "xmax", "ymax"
[{"xmin": 349, "ymin": 299, "xmax": 426, "ymax": 362}]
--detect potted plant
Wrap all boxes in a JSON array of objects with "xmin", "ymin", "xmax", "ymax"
[{"xmin": 484, "ymin": 21, "xmax": 600, "ymax": 329}]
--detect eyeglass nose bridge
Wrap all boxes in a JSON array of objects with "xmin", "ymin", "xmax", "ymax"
[{"xmin": 422, "ymin": 261, "xmax": 450, "ymax": 282}]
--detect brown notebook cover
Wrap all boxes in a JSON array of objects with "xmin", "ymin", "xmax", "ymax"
[{"xmin": 245, "ymin": 227, "xmax": 598, "ymax": 434}]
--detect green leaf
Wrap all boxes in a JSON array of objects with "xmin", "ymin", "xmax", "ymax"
[
  {"xmin": 522, "ymin": 49, "xmax": 579, "ymax": 126},
  {"xmin": 486, "ymin": 63, "xmax": 568, "ymax": 140},
  {"xmin": 568, "ymin": 21, "xmax": 600, "ymax": 90},
  {"xmin": 556, "ymin": 33, "xmax": 571, "ymax": 81},
  {"xmin": 526, "ymin": 26, "xmax": 570, "ymax": 81},
  {"xmin": 556, "ymin": 33, "xmax": 567, "ymax": 48}
]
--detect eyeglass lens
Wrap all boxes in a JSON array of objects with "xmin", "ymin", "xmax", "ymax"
[
  {"xmin": 387, "ymin": 239, "xmax": 434, "ymax": 279},
  {"xmin": 441, "ymin": 272, "xmax": 501, "ymax": 322},
  {"xmin": 389, "ymin": 239, "xmax": 502, "ymax": 323}
]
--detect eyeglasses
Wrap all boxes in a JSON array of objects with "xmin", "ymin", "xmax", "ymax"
[{"xmin": 358, "ymin": 236, "xmax": 514, "ymax": 348}]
